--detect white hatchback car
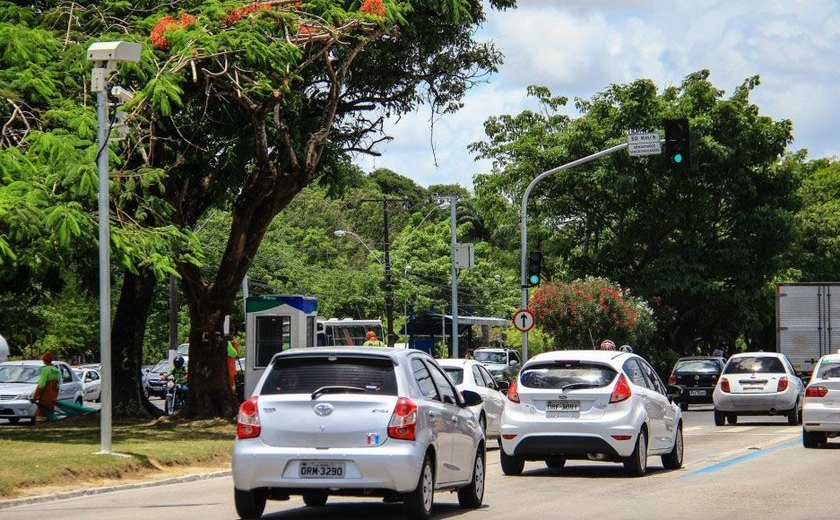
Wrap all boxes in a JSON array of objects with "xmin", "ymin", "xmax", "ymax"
[
  {"xmin": 232, "ymin": 347, "xmax": 486, "ymax": 519},
  {"xmin": 437, "ymin": 358, "xmax": 507, "ymax": 440},
  {"xmin": 802, "ymin": 353, "xmax": 840, "ymax": 448},
  {"xmin": 712, "ymin": 352, "xmax": 805, "ymax": 426},
  {"xmin": 499, "ymin": 350, "xmax": 683, "ymax": 477}
]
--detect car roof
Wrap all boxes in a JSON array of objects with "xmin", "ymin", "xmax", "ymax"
[
  {"xmin": 436, "ymin": 358, "xmax": 476, "ymax": 367},
  {"xmin": 818, "ymin": 354, "xmax": 840, "ymax": 363},
  {"xmin": 1, "ymin": 360, "xmax": 67, "ymax": 366},
  {"xmin": 676, "ymin": 356, "xmax": 721, "ymax": 360},
  {"xmin": 728, "ymin": 351, "xmax": 783, "ymax": 358},
  {"xmin": 526, "ymin": 350, "xmax": 632, "ymax": 366},
  {"xmin": 273, "ymin": 346, "xmax": 428, "ymax": 362}
]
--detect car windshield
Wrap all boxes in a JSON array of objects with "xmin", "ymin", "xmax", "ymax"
[
  {"xmin": 724, "ymin": 356, "xmax": 785, "ymax": 374},
  {"xmin": 520, "ymin": 362, "xmax": 616, "ymax": 389},
  {"xmin": 260, "ymin": 355, "xmax": 398, "ymax": 396},
  {"xmin": 0, "ymin": 365, "xmax": 41, "ymax": 384},
  {"xmin": 474, "ymin": 351, "xmax": 506, "ymax": 364},
  {"xmin": 814, "ymin": 360, "xmax": 840, "ymax": 379},
  {"xmin": 442, "ymin": 367, "xmax": 464, "ymax": 385},
  {"xmin": 674, "ymin": 359, "xmax": 721, "ymax": 373}
]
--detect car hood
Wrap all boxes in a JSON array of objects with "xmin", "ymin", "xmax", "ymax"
[
  {"xmin": 480, "ymin": 363, "xmax": 507, "ymax": 371},
  {"xmin": 0, "ymin": 382, "xmax": 37, "ymax": 394}
]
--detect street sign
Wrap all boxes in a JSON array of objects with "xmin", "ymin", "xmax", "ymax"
[
  {"xmin": 627, "ymin": 132, "xmax": 661, "ymax": 156},
  {"xmin": 512, "ymin": 308, "xmax": 535, "ymax": 332}
]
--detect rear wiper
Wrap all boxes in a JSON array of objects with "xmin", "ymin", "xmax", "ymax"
[
  {"xmin": 561, "ymin": 383, "xmax": 601, "ymax": 391},
  {"xmin": 311, "ymin": 385, "xmax": 367, "ymax": 400}
]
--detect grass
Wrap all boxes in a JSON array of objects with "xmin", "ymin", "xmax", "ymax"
[{"xmin": 0, "ymin": 415, "xmax": 235, "ymax": 498}]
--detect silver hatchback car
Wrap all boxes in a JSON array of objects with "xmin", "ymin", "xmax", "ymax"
[{"xmin": 232, "ymin": 347, "xmax": 486, "ymax": 519}]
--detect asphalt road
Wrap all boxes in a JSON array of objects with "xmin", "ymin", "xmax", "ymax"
[{"xmin": 3, "ymin": 407, "xmax": 839, "ymax": 519}]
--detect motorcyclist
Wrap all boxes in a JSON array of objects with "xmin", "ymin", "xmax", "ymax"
[{"xmin": 166, "ymin": 356, "xmax": 188, "ymax": 392}]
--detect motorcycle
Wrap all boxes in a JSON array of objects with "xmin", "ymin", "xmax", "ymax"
[{"xmin": 164, "ymin": 377, "xmax": 187, "ymax": 415}]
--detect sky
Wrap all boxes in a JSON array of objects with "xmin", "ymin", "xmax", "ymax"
[{"xmin": 354, "ymin": 0, "xmax": 840, "ymax": 189}]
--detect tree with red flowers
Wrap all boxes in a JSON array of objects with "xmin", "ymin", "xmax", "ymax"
[{"xmin": 530, "ymin": 277, "xmax": 654, "ymax": 350}]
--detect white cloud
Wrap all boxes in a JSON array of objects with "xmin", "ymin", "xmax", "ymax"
[{"xmin": 354, "ymin": 0, "xmax": 840, "ymax": 188}]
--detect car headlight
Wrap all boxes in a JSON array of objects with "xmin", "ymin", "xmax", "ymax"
[{"xmin": 16, "ymin": 393, "xmax": 33, "ymax": 400}]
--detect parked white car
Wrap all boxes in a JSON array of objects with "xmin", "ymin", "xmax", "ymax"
[
  {"xmin": 232, "ymin": 347, "xmax": 486, "ymax": 519},
  {"xmin": 802, "ymin": 352, "xmax": 840, "ymax": 448},
  {"xmin": 712, "ymin": 352, "xmax": 805, "ymax": 426},
  {"xmin": 437, "ymin": 358, "xmax": 507, "ymax": 440},
  {"xmin": 500, "ymin": 350, "xmax": 683, "ymax": 477},
  {"xmin": 73, "ymin": 367, "xmax": 102, "ymax": 402},
  {"xmin": 473, "ymin": 348, "xmax": 521, "ymax": 382},
  {"xmin": 0, "ymin": 360, "xmax": 84, "ymax": 424}
]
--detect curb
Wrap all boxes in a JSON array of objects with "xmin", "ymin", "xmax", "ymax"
[{"xmin": 0, "ymin": 469, "xmax": 231, "ymax": 509}]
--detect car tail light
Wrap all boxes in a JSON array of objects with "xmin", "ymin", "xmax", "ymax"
[
  {"xmin": 720, "ymin": 378, "xmax": 730, "ymax": 393},
  {"xmin": 776, "ymin": 376, "xmax": 789, "ymax": 392},
  {"xmin": 237, "ymin": 396, "xmax": 261, "ymax": 439},
  {"xmin": 388, "ymin": 397, "xmax": 417, "ymax": 441},
  {"xmin": 668, "ymin": 373, "xmax": 677, "ymax": 385},
  {"xmin": 507, "ymin": 378, "xmax": 520, "ymax": 403},
  {"xmin": 609, "ymin": 374, "xmax": 632, "ymax": 404},
  {"xmin": 806, "ymin": 386, "xmax": 828, "ymax": 398}
]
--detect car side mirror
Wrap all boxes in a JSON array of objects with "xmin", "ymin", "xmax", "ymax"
[
  {"xmin": 666, "ymin": 384, "xmax": 683, "ymax": 403},
  {"xmin": 496, "ymin": 380, "xmax": 510, "ymax": 394},
  {"xmin": 509, "ymin": 359, "xmax": 519, "ymax": 367},
  {"xmin": 461, "ymin": 389, "xmax": 483, "ymax": 407}
]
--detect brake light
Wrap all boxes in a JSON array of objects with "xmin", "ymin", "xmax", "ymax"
[
  {"xmin": 388, "ymin": 397, "xmax": 417, "ymax": 441},
  {"xmin": 776, "ymin": 376, "xmax": 788, "ymax": 392},
  {"xmin": 237, "ymin": 396, "xmax": 261, "ymax": 439},
  {"xmin": 806, "ymin": 386, "xmax": 828, "ymax": 398},
  {"xmin": 507, "ymin": 378, "xmax": 520, "ymax": 403},
  {"xmin": 609, "ymin": 374, "xmax": 632, "ymax": 403},
  {"xmin": 668, "ymin": 373, "xmax": 677, "ymax": 385},
  {"xmin": 720, "ymin": 378, "xmax": 730, "ymax": 393}
]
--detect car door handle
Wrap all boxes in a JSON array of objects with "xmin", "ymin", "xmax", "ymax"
[
  {"xmin": 451, "ymin": 416, "xmax": 458, "ymax": 423},
  {"xmin": 428, "ymin": 410, "xmax": 438, "ymax": 418}
]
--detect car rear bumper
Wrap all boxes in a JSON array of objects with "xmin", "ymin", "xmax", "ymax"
[
  {"xmin": 232, "ymin": 437, "xmax": 424, "ymax": 493},
  {"xmin": 675, "ymin": 386, "xmax": 715, "ymax": 404},
  {"xmin": 803, "ymin": 404, "xmax": 840, "ymax": 432},
  {"xmin": 713, "ymin": 390, "xmax": 798, "ymax": 413}
]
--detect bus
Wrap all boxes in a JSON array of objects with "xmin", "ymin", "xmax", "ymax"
[{"xmin": 316, "ymin": 318, "xmax": 384, "ymax": 347}]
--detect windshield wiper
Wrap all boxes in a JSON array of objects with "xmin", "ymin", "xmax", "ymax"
[
  {"xmin": 560, "ymin": 382, "xmax": 602, "ymax": 391},
  {"xmin": 311, "ymin": 385, "xmax": 367, "ymax": 400}
]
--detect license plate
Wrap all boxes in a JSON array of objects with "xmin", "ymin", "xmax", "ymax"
[
  {"xmin": 547, "ymin": 400, "xmax": 580, "ymax": 412},
  {"xmin": 299, "ymin": 461, "xmax": 345, "ymax": 479},
  {"xmin": 689, "ymin": 390, "xmax": 706, "ymax": 396}
]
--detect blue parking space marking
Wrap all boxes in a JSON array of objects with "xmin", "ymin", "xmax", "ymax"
[{"xmin": 681, "ymin": 438, "xmax": 800, "ymax": 478}]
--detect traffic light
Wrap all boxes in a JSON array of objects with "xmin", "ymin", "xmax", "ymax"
[
  {"xmin": 527, "ymin": 251, "xmax": 542, "ymax": 287},
  {"xmin": 664, "ymin": 118, "xmax": 691, "ymax": 171}
]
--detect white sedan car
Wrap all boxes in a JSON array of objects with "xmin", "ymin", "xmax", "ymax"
[
  {"xmin": 500, "ymin": 350, "xmax": 683, "ymax": 477},
  {"xmin": 802, "ymin": 353, "xmax": 840, "ymax": 448},
  {"xmin": 232, "ymin": 347, "xmax": 486, "ymax": 519},
  {"xmin": 712, "ymin": 352, "xmax": 805, "ymax": 426},
  {"xmin": 437, "ymin": 358, "xmax": 507, "ymax": 439},
  {"xmin": 73, "ymin": 368, "xmax": 101, "ymax": 402}
]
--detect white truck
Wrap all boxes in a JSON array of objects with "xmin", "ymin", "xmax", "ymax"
[{"xmin": 776, "ymin": 283, "xmax": 840, "ymax": 375}]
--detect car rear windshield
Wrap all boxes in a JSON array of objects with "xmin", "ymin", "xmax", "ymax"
[
  {"xmin": 519, "ymin": 362, "xmax": 617, "ymax": 389},
  {"xmin": 724, "ymin": 357, "xmax": 785, "ymax": 374},
  {"xmin": 674, "ymin": 359, "xmax": 721, "ymax": 372},
  {"xmin": 814, "ymin": 360, "xmax": 840, "ymax": 379},
  {"xmin": 442, "ymin": 367, "xmax": 464, "ymax": 385},
  {"xmin": 260, "ymin": 355, "xmax": 398, "ymax": 396}
]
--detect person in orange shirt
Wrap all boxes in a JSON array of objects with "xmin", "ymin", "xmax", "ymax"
[{"xmin": 32, "ymin": 352, "xmax": 61, "ymax": 423}]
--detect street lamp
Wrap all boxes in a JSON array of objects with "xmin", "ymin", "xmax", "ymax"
[{"xmin": 87, "ymin": 40, "xmax": 140, "ymax": 456}]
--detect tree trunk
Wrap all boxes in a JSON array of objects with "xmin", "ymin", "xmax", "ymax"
[
  {"xmin": 112, "ymin": 268, "xmax": 162, "ymax": 419},
  {"xmin": 181, "ymin": 313, "xmax": 239, "ymax": 420}
]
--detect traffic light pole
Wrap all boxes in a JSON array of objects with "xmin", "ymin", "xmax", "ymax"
[{"xmin": 520, "ymin": 142, "xmax": 628, "ymax": 362}]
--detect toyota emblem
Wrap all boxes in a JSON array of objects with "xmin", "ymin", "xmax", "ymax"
[{"xmin": 314, "ymin": 403, "xmax": 334, "ymax": 416}]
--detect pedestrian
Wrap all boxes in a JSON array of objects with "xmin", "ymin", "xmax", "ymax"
[
  {"xmin": 363, "ymin": 331, "xmax": 385, "ymax": 346},
  {"xmin": 599, "ymin": 339, "xmax": 616, "ymax": 351},
  {"xmin": 227, "ymin": 338, "xmax": 239, "ymax": 392},
  {"xmin": 31, "ymin": 352, "xmax": 61, "ymax": 424},
  {"xmin": 465, "ymin": 349, "xmax": 474, "ymax": 360}
]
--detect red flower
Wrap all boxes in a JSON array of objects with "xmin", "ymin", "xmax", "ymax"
[
  {"xmin": 150, "ymin": 13, "xmax": 196, "ymax": 50},
  {"xmin": 224, "ymin": 2, "xmax": 273, "ymax": 25},
  {"xmin": 360, "ymin": 0, "xmax": 386, "ymax": 18}
]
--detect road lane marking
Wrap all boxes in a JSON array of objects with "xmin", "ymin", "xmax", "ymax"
[{"xmin": 680, "ymin": 438, "xmax": 800, "ymax": 478}]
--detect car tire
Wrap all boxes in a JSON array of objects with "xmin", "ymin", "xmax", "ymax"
[
  {"xmin": 234, "ymin": 488, "xmax": 266, "ymax": 519},
  {"xmin": 499, "ymin": 447, "xmax": 524, "ymax": 476},
  {"xmin": 713, "ymin": 408, "xmax": 725, "ymax": 426},
  {"xmin": 661, "ymin": 422, "xmax": 684, "ymax": 470},
  {"xmin": 302, "ymin": 491, "xmax": 328, "ymax": 507},
  {"xmin": 802, "ymin": 429, "xmax": 826, "ymax": 448},
  {"xmin": 679, "ymin": 402, "xmax": 689, "ymax": 412},
  {"xmin": 623, "ymin": 428, "xmax": 648, "ymax": 477},
  {"xmin": 457, "ymin": 448, "xmax": 485, "ymax": 509},
  {"xmin": 545, "ymin": 457, "xmax": 566, "ymax": 469},
  {"xmin": 727, "ymin": 414, "xmax": 738, "ymax": 425},
  {"xmin": 788, "ymin": 401, "xmax": 801, "ymax": 426},
  {"xmin": 403, "ymin": 454, "xmax": 434, "ymax": 520},
  {"xmin": 75, "ymin": 397, "xmax": 83, "ymax": 407},
  {"xmin": 165, "ymin": 394, "xmax": 175, "ymax": 415}
]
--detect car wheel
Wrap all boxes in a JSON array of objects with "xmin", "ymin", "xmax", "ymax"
[
  {"xmin": 661, "ymin": 422, "xmax": 684, "ymax": 470},
  {"xmin": 679, "ymin": 402, "xmax": 689, "ymax": 412},
  {"xmin": 302, "ymin": 491, "xmax": 328, "ymax": 507},
  {"xmin": 457, "ymin": 448, "xmax": 485, "ymax": 508},
  {"xmin": 713, "ymin": 408, "xmax": 725, "ymax": 426},
  {"xmin": 727, "ymin": 414, "xmax": 738, "ymax": 425},
  {"xmin": 499, "ymin": 447, "xmax": 524, "ymax": 476},
  {"xmin": 165, "ymin": 394, "xmax": 175, "ymax": 415},
  {"xmin": 545, "ymin": 457, "xmax": 566, "ymax": 469},
  {"xmin": 234, "ymin": 488, "xmax": 266, "ymax": 519},
  {"xmin": 788, "ymin": 401, "xmax": 801, "ymax": 426},
  {"xmin": 623, "ymin": 428, "xmax": 648, "ymax": 477},
  {"xmin": 403, "ymin": 454, "xmax": 434, "ymax": 520},
  {"xmin": 802, "ymin": 429, "xmax": 826, "ymax": 448},
  {"xmin": 75, "ymin": 397, "xmax": 83, "ymax": 407},
  {"xmin": 143, "ymin": 385, "xmax": 150, "ymax": 400}
]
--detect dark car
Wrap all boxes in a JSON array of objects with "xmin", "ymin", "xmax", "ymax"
[{"xmin": 668, "ymin": 356, "xmax": 725, "ymax": 410}]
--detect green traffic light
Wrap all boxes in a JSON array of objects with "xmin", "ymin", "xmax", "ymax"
[
  {"xmin": 673, "ymin": 153, "xmax": 683, "ymax": 163},
  {"xmin": 529, "ymin": 274, "xmax": 540, "ymax": 285}
]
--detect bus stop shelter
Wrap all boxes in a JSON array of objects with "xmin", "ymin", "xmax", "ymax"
[{"xmin": 402, "ymin": 313, "xmax": 509, "ymax": 357}]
